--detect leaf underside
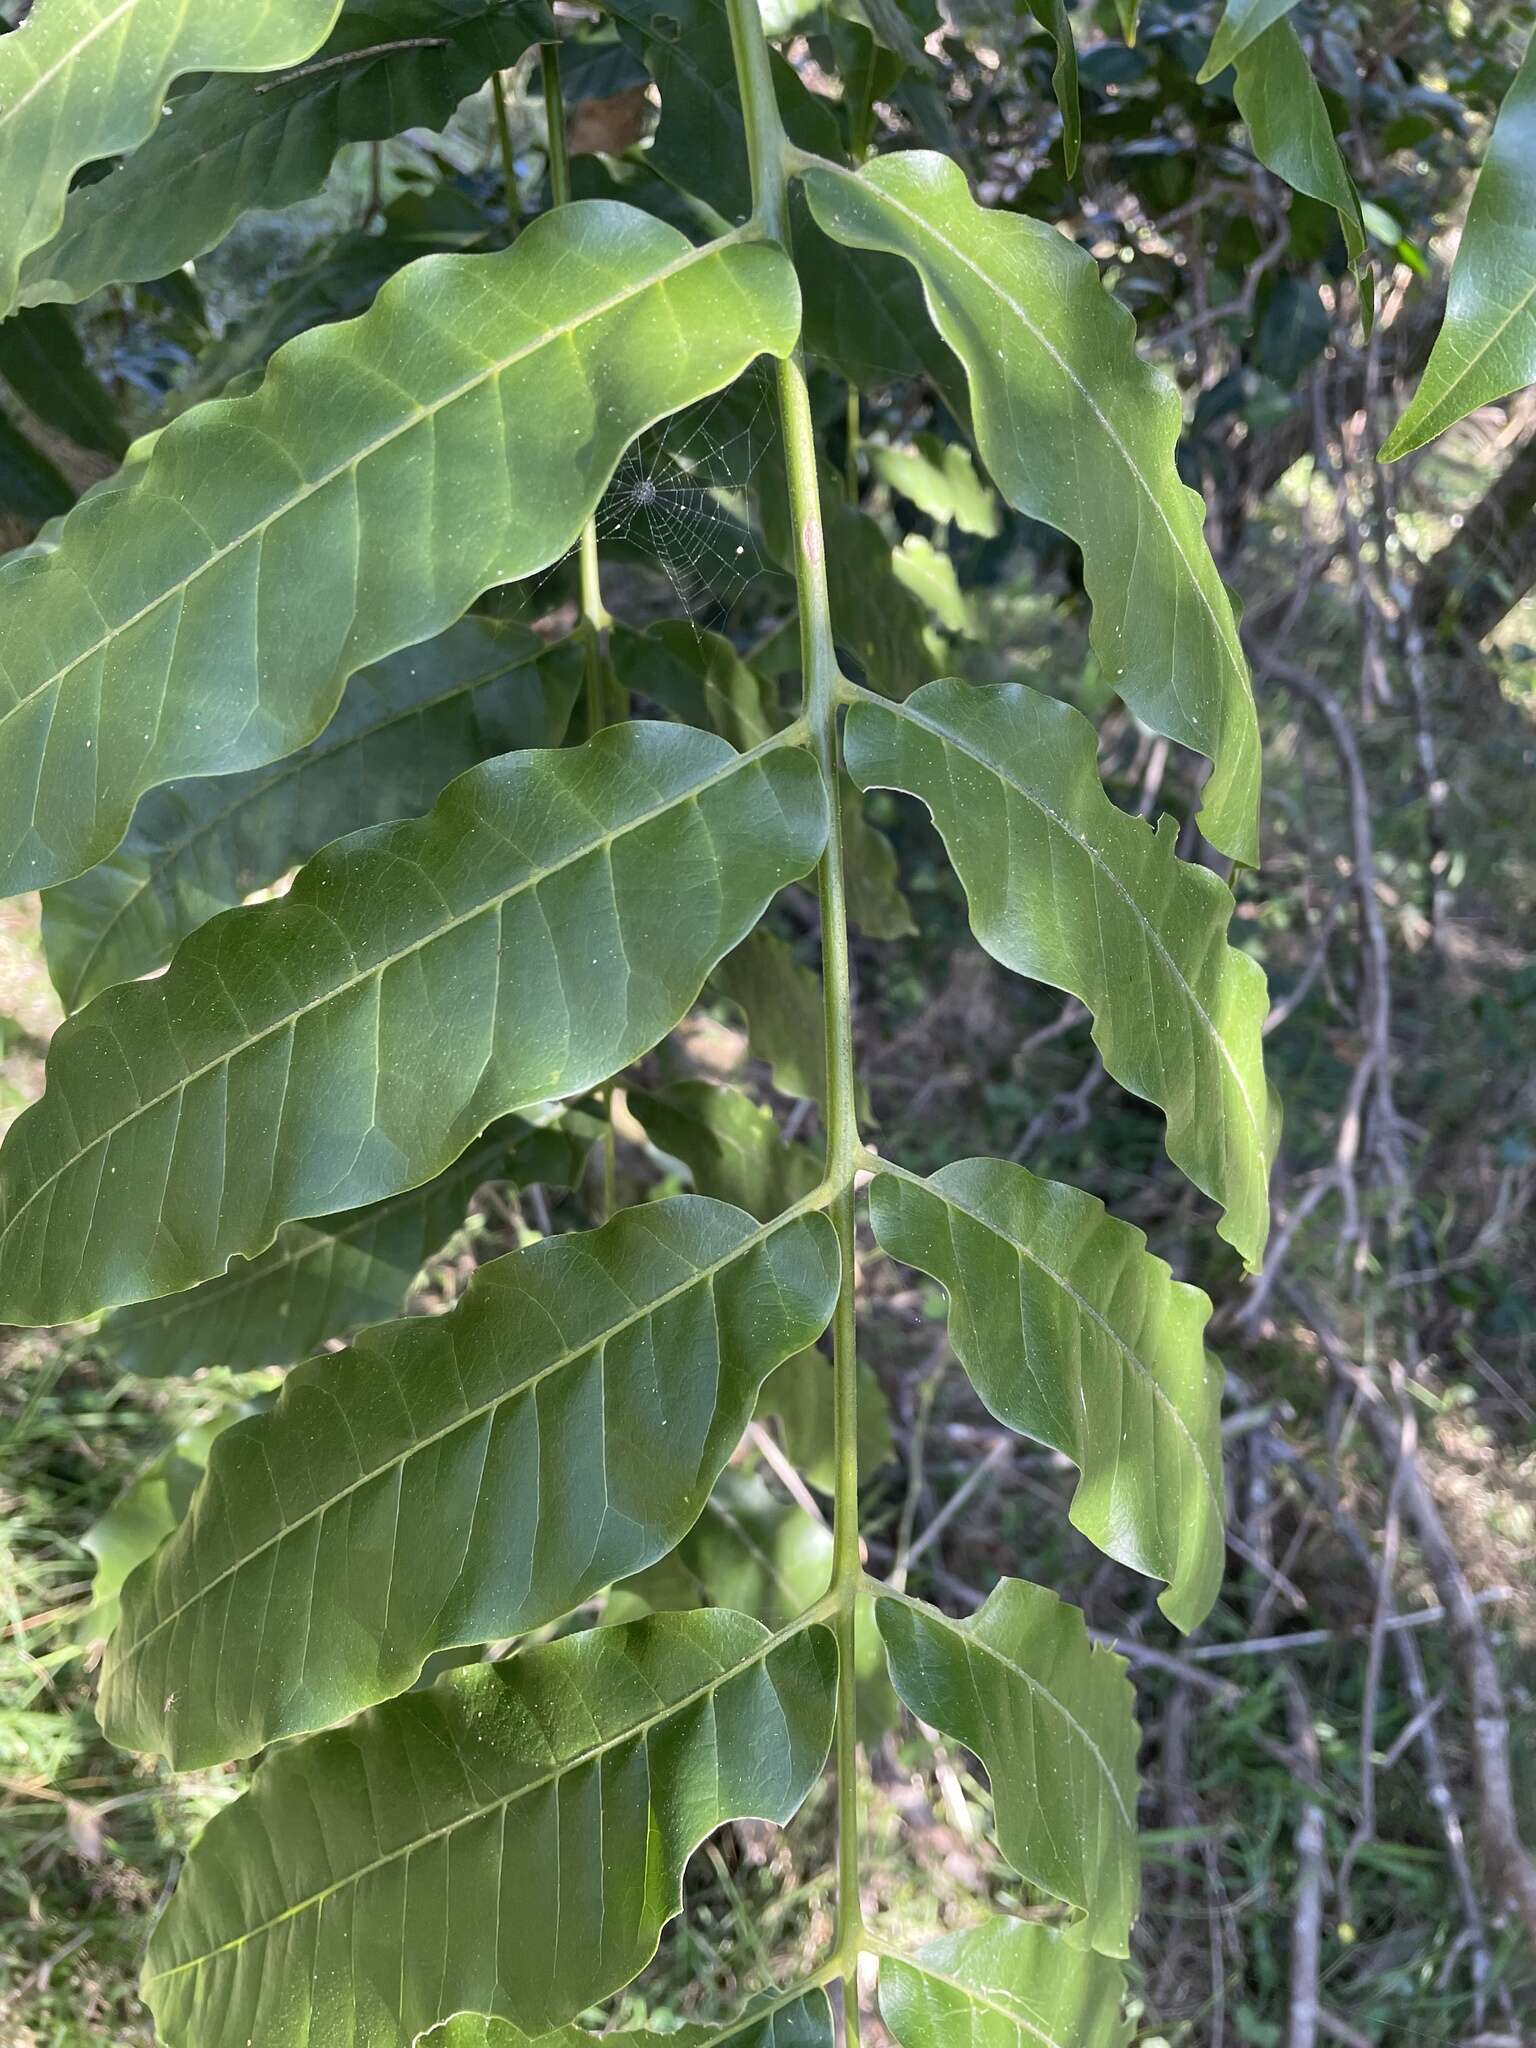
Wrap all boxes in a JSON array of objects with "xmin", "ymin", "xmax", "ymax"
[
  {"xmin": 877, "ymin": 1582, "xmax": 1140, "ymax": 1956},
  {"xmin": 41, "ymin": 616, "xmax": 576, "ymax": 1013},
  {"xmin": 0, "ymin": 201, "xmax": 800, "ymax": 894},
  {"xmin": 92, "ymin": 1114, "xmax": 583, "ymax": 1378},
  {"xmin": 869, "ymin": 1158, "xmax": 1223, "ymax": 1630},
  {"xmin": 1382, "ymin": 24, "xmax": 1536, "ymax": 457},
  {"xmin": 0, "ymin": 723, "xmax": 828, "ymax": 1325},
  {"xmin": 0, "ymin": 0, "xmax": 344, "ymax": 318},
  {"xmin": 801, "ymin": 151, "xmax": 1262, "ymax": 864},
  {"xmin": 102, "ymin": 1195, "xmax": 838, "ymax": 1765},
  {"xmin": 845, "ymin": 680, "xmax": 1272, "ymax": 1267},
  {"xmin": 15, "ymin": 0, "xmax": 552, "ymax": 309},
  {"xmin": 142, "ymin": 1610, "xmax": 837, "ymax": 2048},
  {"xmin": 879, "ymin": 1917, "xmax": 1132, "ymax": 2048}
]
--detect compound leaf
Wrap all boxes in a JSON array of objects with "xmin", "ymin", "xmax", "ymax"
[
  {"xmin": 0, "ymin": 724, "xmax": 828, "ymax": 1325},
  {"xmin": 14, "ymin": 0, "xmax": 551, "ymax": 309},
  {"xmin": 876, "ymin": 1582, "xmax": 1139, "ymax": 1956},
  {"xmin": 845, "ymin": 679, "xmax": 1272, "ymax": 1268},
  {"xmin": 0, "ymin": 202, "xmax": 800, "ymax": 894},
  {"xmin": 0, "ymin": 0, "xmax": 344, "ymax": 319},
  {"xmin": 800, "ymin": 152, "xmax": 1261, "ymax": 864},
  {"xmin": 41, "ymin": 616, "xmax": 576, "ymax": 1013},
  {"xmin": 1382, "ymin": 26, "xmax": 1536, "ymax": 457},
  {"xmin": 869, "ymin": 1157, "xmax": 1222, "ymax": 1631},
  {"xmin": 879, "ymin": 1917, "xmax": 1131, "ymax": 2048},
  {"xmin": 140, "ymin": 1610, "xmax": 836, "ymax": 2046},
  {"xmin": 92, "ymin": 1115, "xmax": 584, "ymax": 1378},
  {"xmin": 101, "ymin": 1196, "xmax": 839, "ymax": 1764}
]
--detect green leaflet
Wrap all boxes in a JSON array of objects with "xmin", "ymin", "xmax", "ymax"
[
  {"xmin": 844, "ymin": 680, "xmax": 1272, "ymax": 1268},
  {"xmin": 1382, "ymin": 27, "xmax": 1536, "ymax": 458},
  {"xmin": 102, "ymin": 1196, "xmax": 837, "ymax": 1765},
  {"xmin": 79, "ymin": 1412, "xmax": 240, "ymax": 1646},
  {"xmin": 1021, "ymin": 0, "xmax": 1080, "ymax": 176},
  {"xmin": 0, "ymin": 724, "xmax": 828, "ymax": 1325},
  {"xmin": 892, "ymin": 532, "xmax": 974, "ymax": 637},
  {"xmin": 1198, "ymin": 0, "xmax": 1301, "ymax": 79},
  {"xmin": 799, "ymin": 152, "xmax": 1261, "ymax": 865},
  {"xmin": 421, "ymin": 1990, "xmax": 835, "ymax": 2048},
  {"xmin": 868, "ymin": 1158, "xmax": 1222, "ymax": 1631},
  {"xmin": 630, "ymin": 1080, "xmax": 823, "ymax": 1220},
  {"xmin": 0, "ymin": 306, "xmax": 126, "ymax": 456},
  {"xmin": 1226, "ymin": 19, "xmax": 1372, "ymax": 330},
  {"xmin": 0, "ymin": 0, "xmax": 344, "ymax": 320},
  {"xmin": 879, "ymin": 1917, "xmax": 1131, "ymax": 2048},
  {"xmin": 141, "ymin": 1610, "xmax": 837, "ymax": 2047},
  {"xmin": 14, "ymin": 0, "xmax": 551, "ymax": 308},
  {"xmin": 867, "ymin": 433, "xmax": 1000, "ymax": 537},
  {"xmin": 92, "ymin": 1116, "xmax": 584, "ymax": 1378},
  {"xmin": 1112, "ymin": 0, "xmax": 1140, "ymax": 43},
  {"xmin": 0, "ymin": 202, "xmax": 800, "ymax": 894},
  {"xmin": 41, "ymin": 616, "xmax": 576, "ymax": 1013},
  {"xmin": 876, "ymin": 1582, "xmax": 1139, "ymax": 1957}
]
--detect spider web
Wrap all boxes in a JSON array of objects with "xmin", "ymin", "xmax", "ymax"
[{"xmin": 593, "ymin": 366, "xmax": 779, "ymax": 627}]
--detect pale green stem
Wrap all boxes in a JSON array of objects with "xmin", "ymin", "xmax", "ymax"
[
  {"xmin": 492, "ymin": 66, "xmax": 519, "ymax": 238},
  {"xmin": 723, "ymin": 0, "xmax": 865, "ymax": 2006}
]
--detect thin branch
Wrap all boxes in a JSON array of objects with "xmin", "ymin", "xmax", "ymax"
[{"xmin": 253, "ymin": 37, "xmax": 448, "ymax": 91}]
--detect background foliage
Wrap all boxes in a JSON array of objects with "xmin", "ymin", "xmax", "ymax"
[{"xmin": 2, "ymin": 1, "xmax": 1535, "ymax": 2044}]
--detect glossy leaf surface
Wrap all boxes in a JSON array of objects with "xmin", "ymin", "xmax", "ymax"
[
  {"xmin": 0, "ymin": 0, "xmax": 343, "ymax": 319},
  {"xmin": 1382, "ymin": 26, "xmax": 1536, "ymax": 457},
  {"xmin": 869, "ymin": 1158, "xmax": 1222, "ymax": 1632},
  {"xmin": 142, "ymin": 1610, "xmax": 836, "ymax": 2046},
  {"xmin": 0, "ymin": 203, "xmax": 799, "ymax": 893},
  {"xmin": 0, "ymin": 724, "xmax": 827, "ymax": 1324},
  {"xmin": 1022, "ymin": 0, "xmax": 1080, "ymax": 175},
  {"xmin": 14, "ymin": 0, "xmax": 551, "ymax": 308},
  {"xmin": 92, "ymin": 1117, "xmax": 583, "ymax": 1378},
  {"xmin": 1198, "ymin": 0, "xmax": 1300, "ymax": 78},
  {"xmin": 879, "ymin": 1918, "xmax": 1131, "ymax": 2048},
  {"xmin": 101, "ymin": 1196, "xmax": 838, "ymax": 1764},
  {"xmin": 41, "ymin": 617, "xmax": 575, "ymax": 1013},
  {"xmin": 845, "ymin": 681, "xmax": 1272, "ymax": 1268},
  {"xmin": 1227, "ymin": 19, "xmax": 1371, "ymax": 327},
  {"xmin": 877, "ymin": 1582, "xmax": 1139, "ymax": 1956},
  {"xmin": 800, "ymin": 152, "xmax": 1261, "ymax": 864}
]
